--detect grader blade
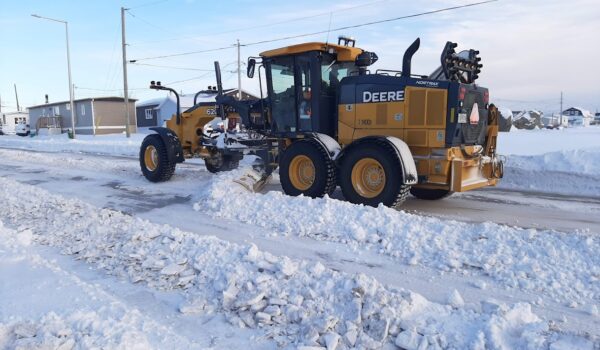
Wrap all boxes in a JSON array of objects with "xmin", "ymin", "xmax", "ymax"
[{"xmin": 233, "ymin": 169, "xmax": 271, "ymax": 193}]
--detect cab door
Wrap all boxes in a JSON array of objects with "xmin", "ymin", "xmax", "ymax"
[{"xmin": 267, "ymin": 56, "xmax": 298, "ymax": 134}]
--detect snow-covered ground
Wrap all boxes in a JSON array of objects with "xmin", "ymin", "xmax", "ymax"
[
  {"xmin": 3, "ymin": 126, "xmax": 600, "ymax": 197},
  {"xmin": 495, "ymin": 127, "xmax": 600, "ymax": 196},
  {"xmin": 0, "ymin": 178, "xmax": 594, "ymax": 349},
  {"xmin": 0, "ymin": 127, "xmax": 599, "ymax": 349},
  {"xmin": 0, "ymin": 133, "xmax": 144, "ymax": 157}
]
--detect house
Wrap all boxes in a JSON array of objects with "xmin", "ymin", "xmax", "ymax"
[
  {"xmin": 136, "ymin": 94, "xmax": 196, "ymax": 128},
  {"xmin": 136, "ymin": 88, "xmax": 258, "ymax": 128},
  {"xmin": 0, "ymin": 111, "xmax": 29, "ymax": 135},
  {"xmin": 28, "ymin": 97, "xmax": 137, "ymax": 135},
  {"xmin": 562, "ymin": 107, "xmax": 593, "ymax": 127}
]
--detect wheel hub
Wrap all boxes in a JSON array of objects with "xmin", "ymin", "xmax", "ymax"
[
  {"xmin": 351, "ymin": 158, "xmax": 386, "ymax": 198},
  {"xmin": 289, "ymin": 155, "xmax": 315, "ymax": 191},
  {"xmin": 144, "ymin": 145, "xmax": 159, "ymax": 171}
]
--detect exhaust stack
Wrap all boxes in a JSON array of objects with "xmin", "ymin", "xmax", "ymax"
[{"xmin": 401, "ymin": 38, "xmax": 421, "ymax": 78}]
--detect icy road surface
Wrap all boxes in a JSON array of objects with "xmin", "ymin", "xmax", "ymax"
[{"xmin": 0, "ymin": 147, "xmax": 598, "ymax": 344}]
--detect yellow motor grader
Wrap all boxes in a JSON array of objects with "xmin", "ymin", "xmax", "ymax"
[{"xmin": 140, "ymin": 36, "xmax": 503, "ymax": 208}]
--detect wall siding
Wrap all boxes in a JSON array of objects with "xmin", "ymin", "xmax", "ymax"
[
  {"xmin": 136, "ymin": 104, "xmax": 159, "ymax": 127},
  {"xmin": 93, "ymin": 101, "xmax": 137, "ymax": 134}
]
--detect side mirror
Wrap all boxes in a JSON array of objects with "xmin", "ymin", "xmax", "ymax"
[{"xmin": 247, "ymin": 58, "xmax": 256, "ymax": 78}]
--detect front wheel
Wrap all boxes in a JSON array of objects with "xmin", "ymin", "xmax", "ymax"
[
  {"xmin": 279, "ymin": 139, "xmax": 337, "ymax": 198},
  {"xmin": 140, "ymin": 134, "xmax": 175, "ymax": 182},
  {"xmin": 410, "ymin": 187, "xmax": 453, "ymax": 200},
  {"xmin": 339, "ymin": 143, "xmax": 410, "ymax": 208},
  {"xmin": 205, "ymin": 155, "xmax": 239, "ymax": 173}
]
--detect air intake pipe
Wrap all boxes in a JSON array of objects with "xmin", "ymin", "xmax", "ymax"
[{"xmin": 401, "ymin": 38, "xmax": 420, "ymax": 78}]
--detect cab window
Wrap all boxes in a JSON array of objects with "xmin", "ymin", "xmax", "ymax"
[{"xmin": 270, "ymin": 57, "xmax": 296, "ymax": 132}]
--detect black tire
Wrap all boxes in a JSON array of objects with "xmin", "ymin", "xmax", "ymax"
[
  {"xmin": 339, "ymin": 142, "xmax": 410, "ymax": 208},
  {"xmin": 410, "ymin": 187, "xmax": 453, "ymax": 200},
  {"xmin": 205, "ymin": 156, "xmax": 239, "ymax": 173},
  {"xmin": 140, "ymin": 134, "xmax": 175, "ymax": 182},
  {"xmin": 279, "ymin": 139, "xmax": 337, "ymax": 198}
]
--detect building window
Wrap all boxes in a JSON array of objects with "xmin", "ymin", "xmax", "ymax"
[
  {"xmin": 80, "ymin": 104, "xmax": 86, "ymax": 116},
  {"xmin": 65, "ymin": 103, "xmax": 70, "ymax": 110},
  {"xmin": 145, "ymin": 109, "xmax": 153, "ymax": 120},
  {"xmin": 54, "ymin": 106, "xmax": 60, "ymax": 115}
]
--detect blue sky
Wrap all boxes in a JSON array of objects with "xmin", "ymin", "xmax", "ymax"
[{"xmin": 1, "ymin": 0, "xmax": 599, "ymax": 114}]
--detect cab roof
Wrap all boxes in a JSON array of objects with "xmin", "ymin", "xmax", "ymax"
[{"xmin": 259, "ymin": 42, "xmax": 364, "ymax": 62}]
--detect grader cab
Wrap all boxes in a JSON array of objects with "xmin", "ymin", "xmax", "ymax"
[{"xmin": 139, "ymin": 36, "xmax": 503, "ymax": 208}]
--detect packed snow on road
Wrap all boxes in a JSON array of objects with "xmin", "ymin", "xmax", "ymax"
[{"xmin": 0, "ymin": 127, "xmax": 599, "ymax": 349}]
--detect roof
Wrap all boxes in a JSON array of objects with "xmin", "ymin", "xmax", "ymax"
[
  {"xmin": 136, "ymin": 97, "xmax": 164, "ymax": 108},
  {"xmin": 260, "ymin": 42, "xmax": 364, "ymax": 62},
  {"xmin": 564, "ymin": 107, "xmax": 593, "ymax": 117},
  {"xmin": 138, "ymin": 89, "xmax": 259, "ymax": 109},
  {"xmin": 1, "ymin": 111, "xmax": 28, "ymax": 116},
  {"xmin": 28, "ymin": 97, "xmax": 137, "ymax": 109}
]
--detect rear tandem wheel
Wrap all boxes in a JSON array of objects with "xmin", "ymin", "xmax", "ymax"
[{"xmin": 339, "ymin": 142, "xmax": 410, "ymax": 208}]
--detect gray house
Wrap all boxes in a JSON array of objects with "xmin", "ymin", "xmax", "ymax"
[
  {"xmin": 136, "ymin": 94, "xmax": 196, "ymax": 128},
  {"xmin": 28, "ymin": 97, "xmax": 137, "ymax": 135},
  {"xmin": 136, "ymin": 89, "xmax": 258, "ymax": 128}
]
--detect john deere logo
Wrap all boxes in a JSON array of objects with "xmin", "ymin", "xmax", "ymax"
[{"xmin": 362, "ymin": 90, "xmax": 404, "ymax": 103}]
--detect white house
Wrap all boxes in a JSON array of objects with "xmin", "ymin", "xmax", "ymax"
[
  {"xmin": 562, "ymin": 107, "xmax": 593, "ymax": 127},
  {"xmin": 0, "ymin": 111, "xmax": 29, "ymax": 134}
]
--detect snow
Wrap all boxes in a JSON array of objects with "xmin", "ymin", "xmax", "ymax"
[
  {"xmin": 1, "ymin": 121, "xmax": 600, "ymax": 348},
  {"xmin": 0, "ymin": 133, "xmax": 144, "ymax": 157},
  {"xmin": 193, "ymin": 167, "xmax": 600, "ymax": 308},
  {"xmin": 0, "ymin": 177, "xmax": 593, "ymax": 349},
  {"xmin": 497, "ymin": 126, "xmax": 600, "ymax": 156}
]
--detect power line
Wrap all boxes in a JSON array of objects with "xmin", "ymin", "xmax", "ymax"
[
  {"xmin": 132, "ymin": 44, "xmax": 236, "ymax": 62},
  {"xmin": 129, "ymin": 0, "xmax": 393, "ymax": 46},
  {"xmin": 130, "ymin": 0, "xmax": 498, "ymax": 62},
  {"xmin": 241, "ymin": 0, "xmax": 498, "ymax": 47},
  {"xmin": 164, "ymin": 62, "xmax": 236, "ymax": 85},
  {"xmin": 129, "ymin": 62, "xmax": 214, "ymax": 71},
  {"xmin": 126, "ymin": 9, "xmax": 177, "ymax": 36}
]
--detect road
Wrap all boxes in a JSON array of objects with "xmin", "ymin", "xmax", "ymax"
[{"xmin": 1, "ymin": 147, "xmax": 599, "ymax": 338}]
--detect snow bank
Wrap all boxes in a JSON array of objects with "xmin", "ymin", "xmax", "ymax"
[
  {"xmin": 0, "ymin": 221, "xmax": 193, "ymax": 350},
  {"xmin": 0, "ymin": 178, "xmax": 586, "ymax": 349},
  {"xmin": 0, "ymin": 133, "xmax": 144, "ymax": 157},
  {"xmin": 194, "ymin": 168, "xmax": 600, "ymax": 309},
  {"xmin": 498, "ymin": 126, "xmax": 600, "ymax": 156},
  {"xmin": 506, "ymin": 147, "xmax": 600, "ymax": 176},
  {"xmin": 499, "ymin": 147, "xmax": 600, "ymax": 196},
  {"xmin": 0, "ymin": 310, "xmax": 154, "ymax": 350}
]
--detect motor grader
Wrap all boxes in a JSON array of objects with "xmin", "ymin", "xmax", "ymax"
[{"xmin": 139, "ymin": 36, "xmax": 503, "ymax": 208}]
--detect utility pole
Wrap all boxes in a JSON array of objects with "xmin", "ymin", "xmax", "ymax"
[
  {"xmin": 560, "ymin": 91, "xmax": 563, "ymax": 126},
  {"xmin": 121, "ymin": 7, "xmax": 131, "ymax": 137},
  {"xmin": 237, "ymin": 39, "xmax": 242, "ymax": 100},
  {"xmin": 31, "ymin": 14, "xmax": 76, "ymax": 138},
  {"xmin": 14, "ymin": 84, "xmax": 20, "ymax": 112}
]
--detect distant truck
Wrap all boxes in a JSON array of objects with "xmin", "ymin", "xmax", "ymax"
[
  {"xmin": 15, "ymin": 122, "xmax": 31, "ymax": 136},
  {"xmin": 1, "ymin": 112, "xmax": 29, "ymax": 135}
]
